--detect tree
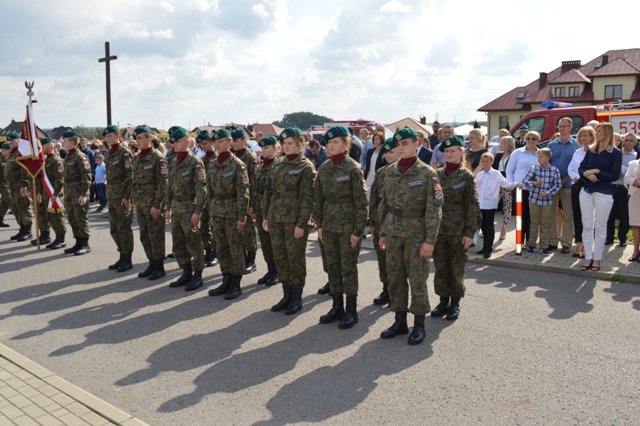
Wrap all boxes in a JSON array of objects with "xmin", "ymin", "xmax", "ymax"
[
  {"xmin": 473, "ymin": 120, "xmax": 480, "ymax": 129},
  {"xmin": 278, "ymin": 112, "xmax": 333, "ymax": 130}
]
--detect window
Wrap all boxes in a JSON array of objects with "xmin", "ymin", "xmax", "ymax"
[
  {"xmin": 605, "ymin": 85, "xmax": 622, "ymax": 99},
  {"xmin": 512, "ymin": 117, "xmax": 545, "ymax": 138},
  {"xmin": 554, "ymin": 87, "xmax": 566, "ymax": 97},
  {"xmin": 568, "ymin": 86, "xmax": 580, "ymax": 97},
  {"xmin": 499, "ymin": 116, "xmax": 509, "ymax": 129},
  {"xmin": 516, "ymin": 91, "xmax": 526, "ymax": 99}
]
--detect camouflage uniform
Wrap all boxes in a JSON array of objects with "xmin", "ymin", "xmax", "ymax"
[
  {"xmin": 263, "ymin": 153, "xmax": 315, "ymax": 313},
  {"xmin": 314, "ymin": 156, "xmax": 368, "ymax": 297},
  {"xmin": 35, "ymin": 153, "xmax": 66, "ymax": 241},
  {"xmin": 235, "ymin": 149, "xmax": 259, "ymax": 272},
  {"xmin": 433, "ymin": 166, "xmax": 481, "ymax": 299},
  {"xmin": 106, "ymin": 144, "xmax": 134, "ymax": 255},
  {"xmin": 379, "ymin": 160, "xmax": 442, "ymax": 315},
  {"xmin": 63, "ymin": 149, "xmax": 92, "ymax": 240},
  {"xmin": 165, "ymin": 151, "xmax": 207, "ymax": 274},
  {"xmin": 207, "ymin": 153, "xmax": 249, "ymax": 280},
  {"xmin": 5, "ymin": 148, "xmax": 32, "ymax": 234},
  {"xmin": 200, "ymin": 151, "xmax": 217, "ymax": 263},
  {"xmin": 0, "ymin": 155, "xmax": 11, "ymax": 224},
  {"xmin": 255, "ymin": 156, "xmax": 279, "ymax": 283},
  {"xmin": 132, "ymin": 147, "xmax": 168, "ymax": 278},
  {"xmin": 368, "ymin": 164, "xmax": 390, "ymax": 301}
]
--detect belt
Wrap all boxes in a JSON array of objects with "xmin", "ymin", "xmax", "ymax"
[{"xmin": 391, "ymin": 208, "xmax": 425, "ymax": 218}]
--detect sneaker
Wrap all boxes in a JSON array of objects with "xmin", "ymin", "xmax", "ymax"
[
  {"xmin": 526, "ymin": 247, "xmax": 536, "ymax": 254},
  {"xmin": 540, "ymin": 248, "xmax": 549, "ymax": 256}
]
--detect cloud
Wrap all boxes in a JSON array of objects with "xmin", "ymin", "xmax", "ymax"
[{"xmin": 380, "ymin": 0, "xmax": 412, "ymax": 13}]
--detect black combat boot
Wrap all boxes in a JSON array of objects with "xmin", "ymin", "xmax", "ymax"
[
  {"xmin": 257, "ymin": 270, "xmax": 271, "ymax": 284},
  {"xmin": 138, "ymin": 260, "xmax": 154, "ymax": 278},
  {"xmin": 74, "ymin": 238, "xmax": 91, "ymax": 255},
  {"xmin": 208, "ymin": 273, "xmax": 232, "ymax": 296},
  {"xmin": 64, "ymin": 237, "xmax": 81, "ymax": 254},
  {"xmin": 317, "ymin": 282, "xmax": 330, "ymax": 295},
  {"xmin": 109, "ymin": 253, "xmax": 123, "ymax": 270},
  {"xmin": 339, "ymin": 295, "xmax": 358, "ymax": 329},
  {"xmin": 271, "ymin": 283, "xmax": 291, "ymax": 312},
  {"xmin": 319, "ymin": 294, "xmax": 344, "ymax": 324},
  {"xmin": 47, "ymin": 234, "xmax": 66, "ymax": 249},
  {"xmin": 445, "ymin": 297, "xmax": 461, "ymax": 321},
  {"xmin": 430, "ymin": 297, "xmax": 450, "ymax": 318},
  {"xmin": 117, "ymin": 253, "xmax": 133, "ymax": 272},
  {"xmin": 224, "ymin": 275, "xmax": 243, "ymax": 300},
  {"xmin": 244, "ymin": 250, "xmax": 257, "ymax": 274},
  {"xmin": 265, "ymin": 262, "xmax": 279, "ymax": 286},
  {"xmin": 0, "ymin": 217, "xmax": 9, "ymax": 227},
  {"xmin": 407, "ymin": 314, "xmax": 426, "ymax": 345},
  {"xmin": 16, "ymin": 226, "xmax": 32, "ymax": 242},
  {"xmin": 204, "ymin": 248, "xmax": 218, "ymax": 267},
  {"xmin": 148, "ymin": 259, "xmax": 166, "ymax": 280},
  {"xmin": 185, "ymin": 270, "xmax": 204, "ymax": 291},
  {"xmin": 10, "ymin": 226, "xmax": 24, "ymax": 240},
  {"xmin": 169, "ymin": 263, "xmax": 193, "ymax": 288},
  {"xmin": 380, "ymin": 311, "xmax": 409, "ymax": 339},
  {"xmin": 373, "ymin": 283, "xmax": 390, "ymax": 306},
  {"xmin": 31, "ymin": 231, "xmax": 50, "ymax": 245},
  {"xmin": 284, "ymin": 286, "xmax": 303, "ymax": 315}
]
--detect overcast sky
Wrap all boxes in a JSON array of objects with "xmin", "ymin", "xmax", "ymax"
[{"xmin": 0, "ymin": 0, "xmax": 634, "ymax": 130}]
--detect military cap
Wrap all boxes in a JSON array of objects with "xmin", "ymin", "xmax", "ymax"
[
  {"xmin": 324, "ymin": 126, "xmax": 349, "ymax": 141},
  {"xmin": 196, "ymin": 130, "xmax": 211, "ymax": 143},
  {"xmin": 7, "ymin": 131, "xmax": 20, "ymax": 140},
  {"xmin": 215, "ymin": 129, "xmax": 232, "ymax": 139},
  {"xmin": 169, "ymin": 126, "xmax": 188, "ymax": 142},
  {"xmin": 167, "ymin": 125, "xmax": 179, "ymax": 134},
  {"xmin": 134, "ymin": 126, "xmax": 152, "ymax": 137},
  {"xmin": 381, "ymin": 137, "xmax": 396, "ymax": 154},
  {"xmin": 102, "ymin": 124, "xmax": 119, "ymax": 136},
  {"xmin": 393, "ymin": 127, "xmax": 417, "ymax": 142},
  {"xmin": 1, "ymin": 142, "xmax": 10, "ymax": 150},
  {"xmin": 279, "ymin": 127, "xmax": 303, "ymax": 141},
  {"xmin": 41, "ymin": 137, "xmax": 54, "ymax": 145},
  {"xmin": 518, "ymin": 124, "xmax": 529, "ymax": 132},
  {"xmin": 259, "ymin": 135, "xmax": 278, "ymax": 147},
  {"xmin": 230, "ymin": 128, "xmax": 246, "ymax": 140},
  {"xmin": 62, "ymin": 130, "xmax": 79, "ymax": 139},
  {"xmin": 439, "ymin": 135, "xmax": 465, "ymax": 151}
]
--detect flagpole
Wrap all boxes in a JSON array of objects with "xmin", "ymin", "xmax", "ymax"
[{"xmin": 25, "ymin": 82, "xmax": 40, "ymax": 250}]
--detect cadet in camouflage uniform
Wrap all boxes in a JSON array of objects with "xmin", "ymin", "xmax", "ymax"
[
  {"xmin": 132, "ymin": 126, "xmax": 168, "ymax": 280},
  {"xmin": 103, "ymin": 125, "xmax": 135, "ymax": 272},
  {"xmin": 254, "ymin": 136, "xmax": 280, "ymax": 286},
  {"xmin": 196, "ymin": 130, "xmax": 218, "ymax": 267},
  {"xmin": 61, "ymin": 130, "xmax": 92, "ymax": 255},
  {"xmin": 5, "ymin": 132, "xmax": 33, "ymax": 241},
  {"xmin": 33, "ymin": 137, "xmax": 66, "ymax": 249},
  {"xmin": 0, "ymin": 141, "xmax": 12, "ymax": 227},
  {"xmin": 367, "ymin": 138, "xmax": 399, "ymax": 306},
  {"xmin": 262, "ymin": 127, "xmax": 315, "ymax": 315},
  {"xmin": 231, "ymin": 128, "xmax": 259, "ymax": 274},
  {"xmin": 431, "ymin": 135, "xmax": 481, "ymax": 321},
  {"xmin": 315, "ymin": 126, "xmax": 368, "ymax": 329},
  {"xmin": 207, "ymin": 129, "xmax": 250, "ymax": 300},
  {"xmin": 165, "ymin": 126, "xmax": 207, "ymax": 291},
  {"xmin": 378, "ymin": 128, "xmax": 443, "ymax": 345}
]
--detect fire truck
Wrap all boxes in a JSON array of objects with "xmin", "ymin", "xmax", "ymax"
[{"xmin": 510, "ymin": 101, "xmax": 640, "ymax": 144}]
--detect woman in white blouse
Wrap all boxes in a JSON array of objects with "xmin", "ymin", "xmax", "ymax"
[
  {"xmin": 567, "ymin": 126, "xmax": 594, "ymax": 258},
  {"xmin": 624, "ymin": 157, "xmax": 640, "ymax": 262}
]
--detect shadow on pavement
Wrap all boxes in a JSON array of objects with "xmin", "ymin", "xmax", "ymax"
[{"xmin": 603, "ymin": 282, "xmax": 640, "ymax": 311}]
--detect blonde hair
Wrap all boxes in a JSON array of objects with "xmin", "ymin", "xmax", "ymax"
[
  {"xmin": 577, "ymin": 126, "xmax": 596, "ymax": 147},
  {"xmin": 591, "ymin": 122, "xmax": 614, "ymax": 153},
  {"xmin": 524, "ymin": 131, "xmax": 541, "ymax": 141},
  {"xmin": 500, "ymin": 136, "xmax": 516, "ymax": 154},
  {"xmin": 469, "ymin": 129, "xmax": 487, "ymax": 148},
  {"xmin": 538, "ymin": 147, "xmax": 552, "ymax": 159}
]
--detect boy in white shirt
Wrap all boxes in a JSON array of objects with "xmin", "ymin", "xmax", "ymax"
[{"xmin": 475, "ymin": 152, "xmax": 520, "ymax": 258}]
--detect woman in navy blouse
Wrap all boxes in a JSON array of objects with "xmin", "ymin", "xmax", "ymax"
[{"xmin": 578, "ymin": 122, "xmax": 622, "ymax": 271}]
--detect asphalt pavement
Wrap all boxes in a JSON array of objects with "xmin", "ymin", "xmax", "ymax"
[{"xmin": 0, "ymin": 208, "xmax": 638, "ymax": 425}]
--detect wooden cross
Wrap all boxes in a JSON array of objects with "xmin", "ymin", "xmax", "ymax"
[{"xmin": 98, "ymin": 41, "xmax": 117, "ymax": 125}]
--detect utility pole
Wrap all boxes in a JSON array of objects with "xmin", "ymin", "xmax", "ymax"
[{"xmin": 98, "ymin": 41, "xmax": 117, "ymax": 125}]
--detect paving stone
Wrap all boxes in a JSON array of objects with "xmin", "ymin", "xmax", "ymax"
[
  {"xmin": 34, "ymin": 414, "xmax": 64, "ymax": 426},
  {"xmin": 18, "ymin": 385, "xmax": 40, "ymax": 398},
  {"xmin": 81, "ymin": 411, "xmax": 112, "ymax": 426},
  {"xmin": 50, "ymin": 393, "xmax": 74, "ymax": 407},
  {"xmin": 56, "ymin": 412, "xmax": 88, "ymax": 426},
  {"xmin": 29, "ymin": 394, "xmax": 55, "ymax": 409},
  {"xmin": 23, "ymin": 377, "xmax": 47, "ymax": 389},
  {"xmin": 13, "ymin": 414, "xmax": 40, "ymax": 426},
  {"xmin": 22, "ymin": 403, "xmax": 47, "ymax": 419},
  {"xmin": 0, "ymin": 403, "xmax": 25, "ymax": 419},
  {"xmin": 65, "ymin": 401, "xmax": 91, "ymax": 417},
  {"xmin": 8, "ymin": 393, "xmax": 32, "ymax": 408}
]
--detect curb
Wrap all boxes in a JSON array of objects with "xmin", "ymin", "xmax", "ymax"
[{"xmin": 0, "ymin": 343, "xmax": 148, "ymax": 426}]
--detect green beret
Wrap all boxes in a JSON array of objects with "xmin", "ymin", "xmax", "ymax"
[
  {"xmin": 393, "ymin": 127, "xmax": 417, "ymax": 142},
  {"xmin": 259, "ymin": 136, "xmax": 278, "ymax": 147},
  {"xmin": 279, "ymin": 127, "xmax": 303, "ymax": 141},
  {"xmin": 215, "ymin": 129, "xmax": 231, "ymax": 139},
  {"xmin": 169, "ymin": 126, "xmax": 188, "ymax": 142},
  {"xmin": 7, "ymin": 131, "xmax": 20, "ymax": 140},
  {"xmin": 196, "ymin": 130, "xmax": 211, "ymax": 143},
  {"xmin": 324, "ymin": 126, "xmax": 349, "ymax": 141},
  {"xmin": 134, "ymin": 126, "xmax": 152, "ymax": 137},
  {"xmin": 167, "ymin": 126, "xmax": 179, "ymax": 134},
  {"xmin": 1, "ymin": 142, "xmax": 10, "ymax": 150},
  {"xmin": 41, "ymin": 137, "xmax": 54, "ymax": 145},
  {"xmin": 439, "ymin": 135, "xmax": 464, "ymax": 151},
  {"xmin": 381, "ymin": 137, "xmax": 396, "ymax": 153},
  {"xmin": 102, "ymin": 124, "xmax": 119, "ymax": 136},
  {"xmin": 62, "ymin": 130, "xmax": 79, "ymax": 139},
  {"xmin": 231, "ymin": 129, "xmax": 246, "ymax": 140}
]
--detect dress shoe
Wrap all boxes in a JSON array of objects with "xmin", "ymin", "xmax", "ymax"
[{"xmin": 560, "ymin": 246, "xmax": 571, "ymax": 254}]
